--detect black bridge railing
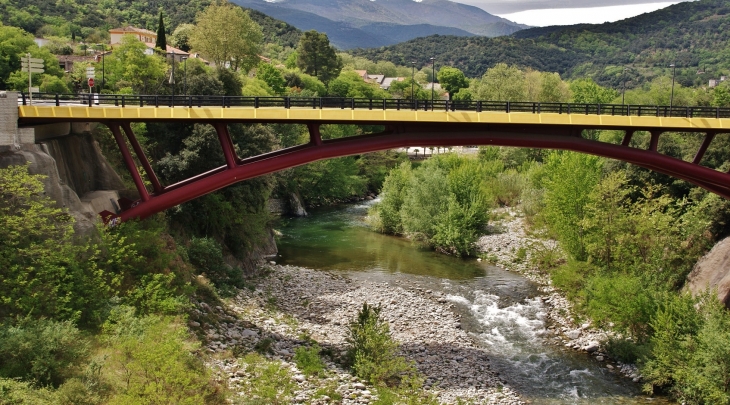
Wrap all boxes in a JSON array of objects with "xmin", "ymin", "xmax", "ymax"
[{"xmin": 18, "ymin": 92, "xmax": 730, "ymax": 119}]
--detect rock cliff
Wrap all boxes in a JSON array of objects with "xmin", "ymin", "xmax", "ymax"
[{"xmin": 686, "ymin": 236, "xmax": 730, "ymax": 308}]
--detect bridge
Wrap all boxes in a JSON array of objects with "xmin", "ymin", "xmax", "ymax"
[{"xmin": 15, "ymin": 92, "xmax": 730, "ymax": 222}]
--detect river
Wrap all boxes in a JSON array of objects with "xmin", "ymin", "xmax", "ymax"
[{"xmin": 275, "ymin": 202, "xmax": 670, "ymax": 404}]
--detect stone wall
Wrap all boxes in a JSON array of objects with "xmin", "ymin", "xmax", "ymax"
[{"xmin": 0, "ymin": 91, "xmax": 34, "ymax": 146}]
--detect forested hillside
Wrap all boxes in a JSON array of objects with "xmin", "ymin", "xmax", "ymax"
[
  {"xmin": 0, "ymin": 0, "xmax": 301, "ymax": 47},
  {"xmin": 350, "ymin": 35, "xmax": 585, "ymax": 78},
  {"xmin": 350, "ymin": 0, "xmax": 730, "ymax": 88}
]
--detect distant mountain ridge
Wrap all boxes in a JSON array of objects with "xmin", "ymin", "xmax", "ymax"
[
  {"xmin": 349, "ymin": 0, "xmax": 730, "ymax": 88},
  {"xmin": 231, "ymin": 0, "xmax": 527, "ymax": 49}
]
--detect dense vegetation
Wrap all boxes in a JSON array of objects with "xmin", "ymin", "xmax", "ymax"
[{"xmin": 0, "ymin": 0, "xmax": 301, "ymax": 48}]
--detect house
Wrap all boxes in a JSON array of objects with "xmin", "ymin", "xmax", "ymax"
[
  {"xmin": 367, "ymin": 74, "xmax": 385, "ymax": 85},
  {"xmin": 380, "ymin": 77, "xmax": 404, "ymax": 90},
  {"xmin": 143, "ymin": 43, "xmax": 190, "ymax": 62},
  {"xmin": 109, "ymin": 26, "xmax": 157, "ymax": 45},
  {"xmin": 709, "ymin": 76, "xmax": 728, "ymax": 88},
  {"xmin": 57, "ymin": 55, "xmax": 98, "ymax": 73},
  {"xmin": 355, "ymin": 70, "xmax": 369, "ymax": 81}
]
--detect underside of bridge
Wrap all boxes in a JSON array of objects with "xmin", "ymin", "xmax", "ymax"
[
  {"xmin": 15, "ymin": 101, "xmax": 730, "ymax": 222},
  {"xmin": 85, "ymin": 120, "xmax": 730, "ymax": 223}
]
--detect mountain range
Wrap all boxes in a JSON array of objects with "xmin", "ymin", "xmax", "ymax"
[
  {"xmin": 349, "ymin": 0, "xmax": 730, "ymax": 88},
  {"xmin": 230, "ymin": 0, "xmax": 528, "ymax": 49}
]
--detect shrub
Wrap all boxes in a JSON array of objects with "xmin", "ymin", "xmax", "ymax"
[
  {"xmin": 0, "ymin": 164, "xmax": 113, "ymax": 325},
  {"xmin": 126, "ymin": 273, "xmax": 188, "ymax": 315},
  {"xmin": 188, "ymin": 236, "xmax": 244, "ymax": 293},
  {"xmin": 238, "ymin": 352, "xmax": 296, "ymax": 405},
  {"xmin": 584, "ymin": 273, "xmax": 658, "ymax": 342},
  {"xmin": 0, "ymin": 378, "xmax": 58, "ymax": 404},
  {"xmin": 542, "ymin": 151, "xmax": 602, "ymax": 260},
  {"xmin": 346, "ymin": 303, "xmax": 415, "ymax": 386},
  {"xmin": 604, "ymin": 337, "xmax": 650, "ymax": 364},
  {"xmin": 101, "ymin": 306, "xmax": 223, "ymax": 405},
  {"xmin": 0, "ymin": 318, "xmax": 88, "ymax": 387},
  {"xmin": 293, "ymin": 345, "xmax": 325, "ymax": 377},
  {"xmin": 378, "ymin": 156, "xmax": 489, "ymax": 256},
  {"xmin": 642, "ymin": 292, "xmax": 730, "ymax": 404}
]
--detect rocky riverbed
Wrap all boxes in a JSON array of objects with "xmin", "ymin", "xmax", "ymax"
[
  {"xmin": 194, "ymin": 205, "xmax": 643, "ymax": 404},
  {"xmin": 475, "ymin": 207, "xmax": 642, "ymax": 383},
  {"xmin": 197, "ymin": 264, "xmax": 524, "ymax": 404}
]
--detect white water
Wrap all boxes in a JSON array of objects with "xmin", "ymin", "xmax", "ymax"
[{"xmin": 443, "ymin": 285, "xmax": 657, "ymax": 404}]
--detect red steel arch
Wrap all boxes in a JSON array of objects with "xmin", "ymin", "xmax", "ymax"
[{"xmin": 102, "ymin": 121, "xmax": 730, "ymax": 223}]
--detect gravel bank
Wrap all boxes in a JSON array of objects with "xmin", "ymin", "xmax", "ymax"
[{"xmin": 199, "ymin": 264, "xmax": 524, "ymax": 404}]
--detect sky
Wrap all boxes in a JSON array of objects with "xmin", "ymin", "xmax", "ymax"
[{"xmin": 451, "ymin": 0, "xmax": 695, "ymax": 26}]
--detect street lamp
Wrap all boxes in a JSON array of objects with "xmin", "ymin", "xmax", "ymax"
[
  {"xmin": 411, "ymin": 61, "xmax": 415, "ymax": 104},
  {"xmin": 168, "ymin": 51, "xmax": 176, "ymax": 97},
  {"xmin": 96, "ymin": 43, "xmax": 105, "ymax": 92},
  {"xmin": 670, "ymin": 63, "xmax": 677, "ymax": 110},
  {"xmin": 621, "ymin": 67, "xmax": 628, "ymax": 105},
  {"xmin": 430, "ymin": 57, "xmax": 435, "ymax": 110},
  {"xmin": 181, "ymin": 56, "xmax": 188, "ymax": 95}
]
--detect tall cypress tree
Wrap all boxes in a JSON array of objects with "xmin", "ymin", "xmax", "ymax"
[{"xmin": 155, "ymin": 11, "xmax": 167, "ymax": 50}]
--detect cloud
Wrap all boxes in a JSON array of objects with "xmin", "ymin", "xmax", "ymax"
[
  {"xmin": 454, "ymin": 0, "xmax": 694, "ymax": 15},
  {"xmin": 496, "ymin": 2, "xmax": 684, "ymax": 26}
]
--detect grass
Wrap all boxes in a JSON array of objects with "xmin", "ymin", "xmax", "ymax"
[
  {"xmin": 235, "ymin": 352, "xmax": 296, "ymax": 405},
  {"xmin": 293, "ymin": 345, "xmax": 326, "ymax": 377}
]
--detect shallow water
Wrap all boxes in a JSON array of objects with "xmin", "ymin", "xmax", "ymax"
[{"xmin": 276, "ymin": 202, "xmax": 670, "ymax": 404}]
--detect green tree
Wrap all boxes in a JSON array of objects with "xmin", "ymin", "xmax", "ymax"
[
  {"xmin": 570, "ymin": 78, "xmax": 619, "ymax": 104},
  {"xmin": 0, "ymin": 25, "xmax": 35, "ymax": 89},
  {"xmin": 437, "ymin": 66, "xmax": 468, "ymax": 100},
  {"xmin": 155, "ymin": 11, "xmax": 166, "ymax": 51},
  {"xmin": 190, "ymin": 0, "xmax": 263, "ymax": 72},
  {"xmin": 328, "ymin": 70, "xmax": 388, "ymax": 98},
  {"xmin": 539, "ymin": 72, "xmax": 571, "ymax": 102},
  {"xmin": 296, "ymin": 30, "xmax": 342, "ymax": 84},
  {"xmin": 170, "ymin": 23, "xmax": 194, "ymax": 53},
  {"xmin": 542, "ymin": 151, "xmax": 602, "ymax": 260},
  {"xmin": 712, "ymin": 81, "xmax": 730, "ymax": 107},
  {"xmin": 256, "ymin": 62, "xmax": 285, "ymax": 95},
  {"xmin": 0, "ymin": 164, "xmax": 115, "ymax": 324},
  {"xmin": 473, "ymin": 63, "xmax": 526, "ymax": 102},
  {"xmin": 371, "ymin": 162, "xmax": 412, "ymax": 234},
  {"xmin": 103, "ymin": 36, "xmax": 166, "ymax": 93}
]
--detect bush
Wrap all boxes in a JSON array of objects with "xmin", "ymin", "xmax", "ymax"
[
  {"xmin": 188, "ymin": 236, "xmax": 244, "ymax": 293},
  {"xmin": 642, "ymin": 292, "xmax": 730, "ymax": 404},
  {"xmin": 101, "ymin": 306, "xmax": 223, "ymax": 405},
  {"xmin": 0, "ymin": 318, "xmax": 88, "ymax": 387},
  {"xmin": 346, "ymin": 303, "xmax": 415, "ymax": 386},
  {"xmin": 584, "ymin": 273, "xmax": 658, "ymax": 342},
  {"xmin": 238, "ymin": 352, "xmax": 296, "ymax": 405},
  {"xmin": 0, "ymin": 378, "xmax": 58, "ymax": 404},
  {"xmin": 604, "ymin": 337, "xmax": 650, "ymax": 364},
  {"xmin": 374, "ymin": 156, "xmax": 490, "ymax": 256},
  {"xmin": 293, "ymin": 345, "xmax": 325, "ymax": 377}
]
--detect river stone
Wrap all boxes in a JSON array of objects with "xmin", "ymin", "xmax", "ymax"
[
  {"xmin": 584, "ymin": 342, "xmax": 600, "ymax": 353},
  {"xmin": 566, "ymin": 329, "xmax": 581, "ymax": 340}
]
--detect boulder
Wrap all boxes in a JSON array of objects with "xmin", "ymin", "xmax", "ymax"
[
  {"xmin": 289, "ymin": 192, "xmax": 308, "ymax": 217},
  {"xmin": 685, "ymin": 236, "xmax": 730, "ymax": 308}
]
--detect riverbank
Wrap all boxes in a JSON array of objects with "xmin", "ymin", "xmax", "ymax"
[
  {"xmin": 200, "ymin": 264, "xmax": 524, "ymax": 404},
  {"xmin": 475, "ymin": 207, "xmax": 642, "ymax": 383}
]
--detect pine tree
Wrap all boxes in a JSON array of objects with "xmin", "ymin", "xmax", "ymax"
[{"xmin": 155, "ymin": 11, "xmax": 167, "ymax": 51}]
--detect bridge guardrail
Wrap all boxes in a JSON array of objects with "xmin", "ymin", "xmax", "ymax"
[{"xmin": 18, "ymin": 92, "xmax": 730, "ymax": 119}]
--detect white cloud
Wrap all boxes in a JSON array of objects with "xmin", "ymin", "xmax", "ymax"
[
  {"xmin": 495, "ymin": 2, "xmax": 683, "ymax": 26},
  {"xmin": 452, "ymin": 0, "xmax": 696, "ymax": 15}
]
